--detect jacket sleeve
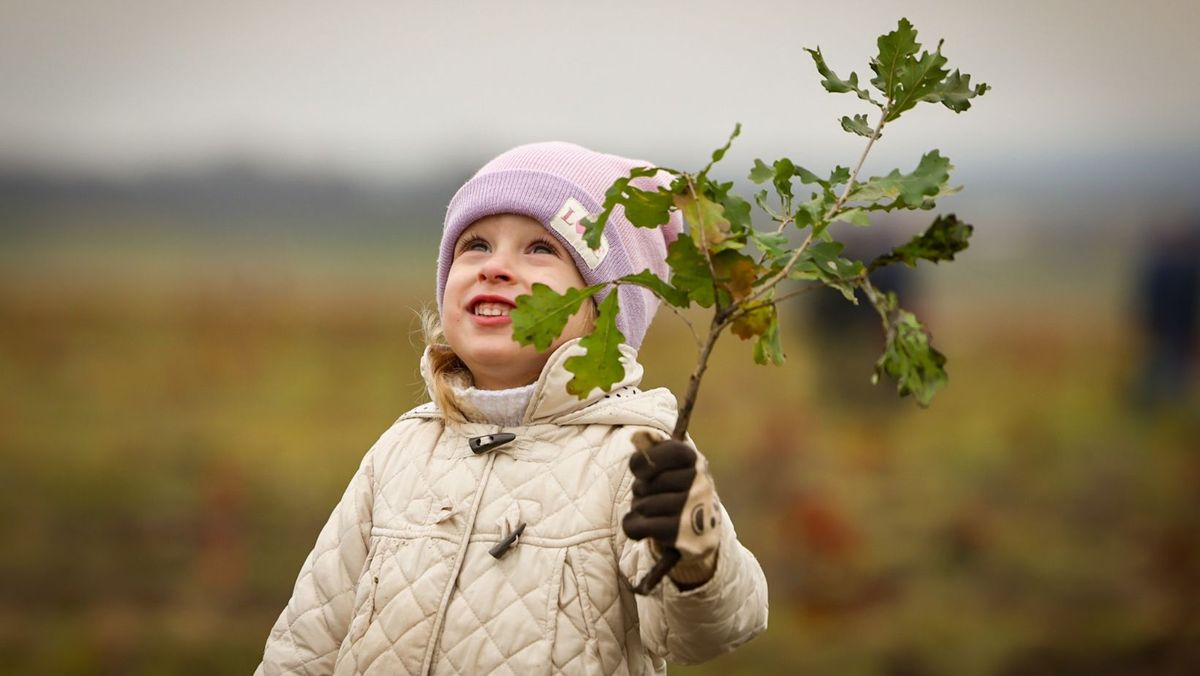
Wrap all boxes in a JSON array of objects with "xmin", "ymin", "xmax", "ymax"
[
  {"xmin": 615, "ymin": 436, "xmax": 770, "ymax": 666},
  {"xmin": 255, "ymin": 443, "xmax": 379, "ymax": 675}
]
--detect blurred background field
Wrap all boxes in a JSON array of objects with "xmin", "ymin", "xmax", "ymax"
[
  {"xmin": 2, "ymin": 201, "xmax": 1197, "ymax": 675},
  {"xmin": 3, "ymin": 1, "xmax": 1200, "ymax": 674}
]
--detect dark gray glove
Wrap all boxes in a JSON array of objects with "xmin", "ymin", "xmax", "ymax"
[{"xmin": 622, "ymin": 431, "xmax": 722, "ymax": 591}]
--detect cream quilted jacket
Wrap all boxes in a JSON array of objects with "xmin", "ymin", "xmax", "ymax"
[{"xmin": 255, "ymin": 340, "xmax": 768, "ymax": 675}]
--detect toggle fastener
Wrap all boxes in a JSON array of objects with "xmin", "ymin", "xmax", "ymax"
[
  {"xmin": 489, "ymin": 522, "xmax": 526, "ymax": 559},
  {"xmin": 469, "ymin": 432, "xmax": 516, "ymax": 454}
]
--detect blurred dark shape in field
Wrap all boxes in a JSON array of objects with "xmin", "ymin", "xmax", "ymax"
[
  {"xmin": 799, "ymin": 221, "xmax": 920, "ymax": 412},
  {"xmin": 1131, "ymin": 217, "xmax": 1200, "ymax": 411}
]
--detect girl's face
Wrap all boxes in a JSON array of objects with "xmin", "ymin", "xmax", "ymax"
[{"xmin": 442, "ymin": 213, "xmax": 593, "ymax": 390}]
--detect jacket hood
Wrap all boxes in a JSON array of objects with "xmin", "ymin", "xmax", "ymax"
[{"xmin": 417, "ymin": 338, "xmax": 678, "ymax": 433}]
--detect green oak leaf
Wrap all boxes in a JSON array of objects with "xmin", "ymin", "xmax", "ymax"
[
  {"xmin": 849, "ymin": 150, "xmax": 952, "ymax": 210},
  {"xmin": 794, "ymin": 191, "xmax": 835, "ymax": 230},
  {"xmin": 868, "ymin": 289, "xmax": 947, "ymax": 407},
  {"xmin": 624, "ymin": 186, "xmax": 677, "ymax": 228},
  {"xmin": 789, "ymin": 241, "xmax": 865, "ymax": 302},
  {"xmin": 752, "ymin": 159, "xmax": 829, "ymax": 218},
  {"xmin": 618, "ymin": 269, "xmax": 689, "ymax": 308},
  {"xmin": 564, "ymin": 292, "xmax": 626, "ymax": 397},
  {"xmin": 772, "ymin": 158, "xmax": 796, "ymax": 201},
  {"xmin": 511, "ymin": 283, "xmax": 605, "ymax": 351},
  {"xmin": 753, "ymin": 188, "xmax": 777, "ymax": 218},
  {"xmin": 887, "ymin": 41, "xmax": 949, "ymax": 121},
  {"xmin": 869, "ymin": 17, "xmax": 920, "ymax": 101},
  {"xmin": 750, "ymin": 231, "xmax": 790, "ymax": 261},
  {"xmin": 867, "ymin": 18, "xmax": 986, "ymax": 123},
  {"xmin": 665, "ymin": 236, "xmax": 716, "ymax": 308},
  {"xmin": 922, "ymin": 69, "xmax": 990, "ymax": 113},
  {"xmin": 870, "ymin": 214, "xmax": 973, "ymax": 270},
  {"xmin": 804, "ymin": 46, "xmax": 881, "ymax": 106},
  {"xmin": 582, "ymin": 166, "xmax": 675, "ymax": 250},
  {"xmin": 749, "ymin": 159, "xmax": 774, "ymax": 184},
  {"xmin": 788, "ymin": 165, "xmax": 825, "ymax": 187},
  {"xmin": 828, "ymin": 165, "xmax": 851, "ymax": 186},
  {"xmin": 709, "ymin": 179, "xmax": 753, "ymax": 233},
  {"xmin": 832, "ymin": 207, "xmax": 871, "ymax": 226},
  {"xmin": 700, "ymin": 123, "xmax": 742, "ymax": 178},
  {"xmin": 840, "ymin": 113, "xmax": 876, "ymax": 138}
]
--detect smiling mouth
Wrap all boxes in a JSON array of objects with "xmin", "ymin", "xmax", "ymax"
[{"xmin": 472, "ymin": 302, "xmax": 513, "ymax": 317}]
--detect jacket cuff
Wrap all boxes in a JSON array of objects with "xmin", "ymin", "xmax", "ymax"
[
  {"xmin": 647, "ymin": 538, "xmax": 720, "ymax": 588},
  {"xmin": 668, "ymin": 547, "xmax": 718, "ymax": 587}
]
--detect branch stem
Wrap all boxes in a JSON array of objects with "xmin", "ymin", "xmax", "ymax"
[
  {"xmin": 726, "ymin": 272, "xmax": 867, "ymax": 325},
  {"xmin": 672, "ymin": 314, "xmax": 725, "ymax": 440},
  {"xmin": 829, "ymin": 109, "xmax": 887, "ymax": 218},
  {"xmin": 743, "ymin": 108, "xmax": 888, "ymax": 308},
  {"xmin": 609, "ymin": 280, "xmax": 703, "ymax": 350}
]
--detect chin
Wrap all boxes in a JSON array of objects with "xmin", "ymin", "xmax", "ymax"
[{"xmin": 458, "ymin": 342, "xmax": 546, "ymax": 388}]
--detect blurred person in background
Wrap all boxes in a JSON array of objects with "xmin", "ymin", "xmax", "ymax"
[{"xmin": 1133, "ymin": 217, "xmax": 1200, "ymax": 410}]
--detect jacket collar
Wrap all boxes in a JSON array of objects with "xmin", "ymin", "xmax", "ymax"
[{"xmin": 417, "ymin": 338, "xmax": 676, "ymax": 432}]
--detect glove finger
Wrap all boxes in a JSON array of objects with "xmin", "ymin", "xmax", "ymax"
[
  {"xmin": 622, "ymin": 511, "xmax": 679, "ymax": 543},
  {"xmin": 629, "ymin": 441, "xmax": 696, "ymax": 480},
  {"xmin": 630, "ymin": 491, "xmax": 688, "ymax": 517},
  {"xmin": 632, "ymin": 467, "xmax": 695, "ymax": 497}
]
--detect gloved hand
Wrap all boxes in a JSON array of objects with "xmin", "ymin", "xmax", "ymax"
[{"xmin": 622, "ymin": 431, "xmax": 722, "ymax": 589}]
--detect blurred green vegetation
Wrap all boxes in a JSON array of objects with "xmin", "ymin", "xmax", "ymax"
[{"xmin": 1, "ymin": 228, "xmax": 1198, "ymax": 675}]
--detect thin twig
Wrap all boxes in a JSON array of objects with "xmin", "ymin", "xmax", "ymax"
[
  {"xmin": 742, "ymin": 229, "xmax": 814, "ymax": 306},
  {"xmin": 859, "ymin": 275, "xmax": 892, "ymax": 330},
  {"xmin": 724, "ymin": 272, "xmax": 868, "ymax": 325},
  {"xmin": 754, "ymin": 214, "xmax": 796, "ymax": 267},
  {"xmin": 659, "ymin": 302, "xmax": 703, "ymax": 351},
  {"xmin": 672, "ymin": 314, "xmax": 724, "ymax": 441},
  {"xmin": 827, "ymin": 109, "xmax": 888, "ymax": 218},
  {"xmin": 613, "ymin": 280, "xmax": 703, "ymax": 350},
  {"xmin": 741, "ymin": 109, "xmax": 889, "ymax": 308}
]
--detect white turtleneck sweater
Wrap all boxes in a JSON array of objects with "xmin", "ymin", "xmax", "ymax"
[{"xmin": 452, "ymin": 382, "xmax": 537, "ymax": 427}]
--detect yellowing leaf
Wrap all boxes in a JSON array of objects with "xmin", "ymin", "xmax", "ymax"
[
  {"xmin": 713, "ymin": 250, "xmax": 760, "ymax": 303},
  {"xmin": 752, "ymin": 313, "xmax": 785, "ymax": 366},
  {"xmin": 675, "ymin": 192, "xmax": 731, "ymax": 250},
  {"xmin": 732, "ymin": 303, "xmax": 776, "ymax": 340}
]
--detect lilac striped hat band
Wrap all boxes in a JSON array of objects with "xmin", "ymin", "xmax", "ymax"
[{"xmin": 436, "ymin": 142, "xmax": 683, "ymax": 349}]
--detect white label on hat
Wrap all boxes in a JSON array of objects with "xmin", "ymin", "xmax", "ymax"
[{"xmin": 550, "ymin": 197, "xmax": 608, "ymax": 270}]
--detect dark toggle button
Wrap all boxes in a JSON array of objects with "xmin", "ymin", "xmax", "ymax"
[
  {"xmin": 469, "ymin": 432, "xmax": 516, "ymax": 454},
  {"xmin": 489, "ymin": 522, "xmax": 526, "ymax": 559}
]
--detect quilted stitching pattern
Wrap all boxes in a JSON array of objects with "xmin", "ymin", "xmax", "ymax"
[
  {"xmin": 256, "ymin": 343, "xmax": 768, "ymax": 675},
  {"xmin": 436, "ymin": 543, "xmax": 555, "ymax": 674}
]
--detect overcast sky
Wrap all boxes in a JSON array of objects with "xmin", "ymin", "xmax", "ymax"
[{"xmin": 1, "ymin": 0, "xmax": 1197, "ymax": 186}]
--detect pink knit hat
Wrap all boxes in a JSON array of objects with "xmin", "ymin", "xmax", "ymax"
[{"xmin": 436, "ymin": 142, "xmax": 683, "ymax": 349}]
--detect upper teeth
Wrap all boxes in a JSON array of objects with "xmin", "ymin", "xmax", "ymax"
[{"xmin": 474, "ymin": 302, "xmax": 511, "ymax": 317}]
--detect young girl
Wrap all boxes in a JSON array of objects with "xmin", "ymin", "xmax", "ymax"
[{"xmin": 256, "ymin": 143, "xmax": 768, "ymax": 675}]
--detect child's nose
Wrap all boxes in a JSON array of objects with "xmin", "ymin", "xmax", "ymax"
[{"xmin": 478, "ymin": 255, "xmax": 514, "ymax": 283}]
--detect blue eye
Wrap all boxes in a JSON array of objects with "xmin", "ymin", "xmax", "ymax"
[
  {"xmin": 459, "ymin": 235, "xmax": 489, "ymax": 253},
  {"xmin": 529, "ymin": 238, "xmax": 558, "ymax": 255}
]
